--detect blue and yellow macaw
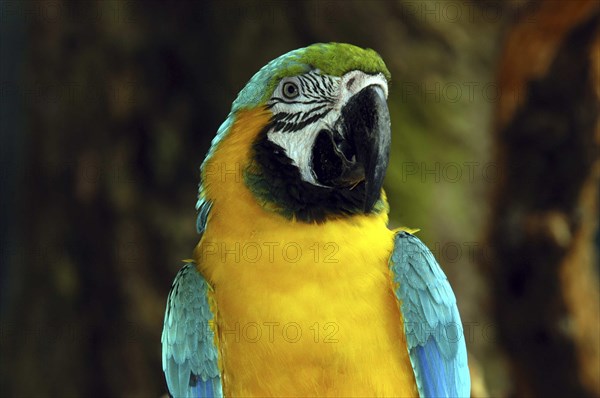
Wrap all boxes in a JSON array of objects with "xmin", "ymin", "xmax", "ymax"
[{"xmin": 162, "ymin": 43, "xmax": 470, "ymax": 397}]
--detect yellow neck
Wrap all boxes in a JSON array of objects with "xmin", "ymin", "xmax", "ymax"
[{"xmin": 194, "ymin": 107, "xmax": 391, "ymax": 278}]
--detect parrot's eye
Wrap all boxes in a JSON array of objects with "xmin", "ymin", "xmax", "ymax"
[{"xmin": 282, "ymin": 82, "xmax": 300, "ymax": 99}]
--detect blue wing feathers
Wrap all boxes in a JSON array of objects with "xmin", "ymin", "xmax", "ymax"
[
  {"xmin": 190, "ymin": 374, "xmax": 219, "ymax": 398},
  {"xmin": 162, "ymin": 263, "xmax": 223, "ymax": 398},
  {"xmin": 390, "ymin": 232, "xmax": 470, "ymax": 398},
  {"xmin": 415, "ymin": 338, "xmax": 450, "ymax": 397}
]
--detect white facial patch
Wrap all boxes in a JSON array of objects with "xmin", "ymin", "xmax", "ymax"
[
  {"xmin": 337, "ymin": 71, "xmax": 388, "ymax": 109},
  {"xmin": 266, "ymin": 70, "xmax": 388, "ymax": 185}
]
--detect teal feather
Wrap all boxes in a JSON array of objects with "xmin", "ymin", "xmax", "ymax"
[
  {"xmin": 196, "ymin": 199, "xmax": 212, "ymax": 235},
  {"xmin": 390, "ymin": 232, "xmax": 470, "ymax": 397},
  {"xmin": 161, "ymin": 263, "xmax": 223, "ymax": 398}
]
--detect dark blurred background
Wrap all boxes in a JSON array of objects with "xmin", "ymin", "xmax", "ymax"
[{"xmin": 1, "ymin": 1, "xmax": 598, "ymax": 397}]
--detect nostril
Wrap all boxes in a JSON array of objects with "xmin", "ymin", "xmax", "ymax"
[{"xmin": 346, "ymin": 77, "xmax": 355, "ymax": 90}]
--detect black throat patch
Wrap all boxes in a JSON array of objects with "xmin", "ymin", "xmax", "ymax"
[{"xmin": 244, "ymin": 123, "xmax": 382, "ymax": 223}]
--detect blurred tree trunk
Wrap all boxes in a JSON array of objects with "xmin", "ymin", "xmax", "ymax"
[
  {"xmin": 0, "ymin": 1, "xmax": 227, "ymax": 396},
  {"xmin": 488, "ymin": 1, "xmax": 600, "ymax": 397}
]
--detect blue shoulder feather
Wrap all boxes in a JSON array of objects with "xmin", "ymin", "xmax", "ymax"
[
  {"xmin": 196, "ymin": 199, "xmax": 212, "ymax": 235},
  {"xmin": 162, "ymin": 263, "xmax": 222, "ymax": 398},
  {"xmin": 390, "ymin": 232, "xmax": 470, "ymax": 397}
]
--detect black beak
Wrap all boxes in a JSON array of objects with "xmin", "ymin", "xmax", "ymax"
[
  {"xmin": 341, "ymin": 85, "xmax": 391, "ymax": 212},
  {"xmin": 310, "ymin": 85, "xmax": 391, "ymax": 213},
  {"xmin": 312, "ymin": 85, "xmax": 391, "ymax": 213}
]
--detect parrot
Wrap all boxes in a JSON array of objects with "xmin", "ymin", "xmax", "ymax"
[{"xmin": 161, "ymin": 42, "xmax": 470, "ymax": 397}]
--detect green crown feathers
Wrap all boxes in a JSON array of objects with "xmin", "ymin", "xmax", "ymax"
[{"xmin": 232, "ymin": 43, "xmax": 391, "ymax": 112}]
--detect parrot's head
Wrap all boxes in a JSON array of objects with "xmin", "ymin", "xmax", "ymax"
[{"xmin": 202, "ymin": 43, "xmax": 392, "ymax": 224}]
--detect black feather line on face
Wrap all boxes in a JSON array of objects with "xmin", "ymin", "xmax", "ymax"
[
  {"xmin": 244, "ymin": 122, "xmax": 378, "ymax": 223},
  {"xmin": 271, "ymin": 109, "xmax": 332, "ymax": 133}
]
